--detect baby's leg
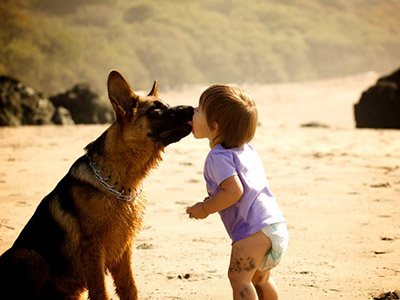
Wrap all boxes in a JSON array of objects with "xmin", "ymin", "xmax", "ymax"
[
  {"xmin": 228, "ymin": 231, "xmax": 271, "ymax": 300},
  {"xmin": 252, "ymin": 270, "xmax": 279, "ymax": 300}
]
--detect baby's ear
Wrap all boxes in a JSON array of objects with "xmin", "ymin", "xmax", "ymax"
[{"xmin": 211, "ymin": 121, "xmax": 219, "ymax": 132}]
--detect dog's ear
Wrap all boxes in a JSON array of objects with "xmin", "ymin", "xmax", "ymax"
[
  {"xmin": 148, "ymin": 80, "xmax": 158, "ymax": 97},
  {"xmin": 107, "ymin": 70, "xmax": 139, "ymax": 118}
]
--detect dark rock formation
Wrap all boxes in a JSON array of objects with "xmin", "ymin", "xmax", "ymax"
[
  {"xmin": 354, "ymin": 68, "xmax": 400, "ymax": 129},
  {"xmin": 49, "ymin": 83, "xmax": 114, "ymax": 124},
  {"xmin": 0, "ymin": 76, "xmax": 113, "ymax": 126},
  {"xmin": 52, "ymin": 106, "xmax": 75, "ymax": 125},
  {"xmin": 0, "ymin": 76, "xmax": 55, "ymax": 126}
]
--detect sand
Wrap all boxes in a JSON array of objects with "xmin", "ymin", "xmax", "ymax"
[{"xmin": 0, "ymin": 72, "xmax": 399, "ymax": 299}]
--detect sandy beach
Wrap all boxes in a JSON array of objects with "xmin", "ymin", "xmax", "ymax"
[{"xmin": 0, "ymin": 72, "xmax": 399, "ymax": 299}]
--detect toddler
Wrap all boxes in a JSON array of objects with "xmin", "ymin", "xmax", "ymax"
[{"xmin": 186, "ymin": 84, "xmax": 288, "ymax": 300}]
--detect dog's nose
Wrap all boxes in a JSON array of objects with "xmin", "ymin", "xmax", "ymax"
[
  {"xmin": 173, "ymin": 105, "xmax": 194, "ymax": 118},
  {"xmin": 188, "ymin": 106, "xmax": 194, "ymax": 116},
  {"xmin": 184, "ymin": 106, "xmax": 194, "ymax": 116}
]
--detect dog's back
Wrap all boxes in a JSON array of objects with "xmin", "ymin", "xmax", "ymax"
[{"xmin": 0, "ymin": 158, "xmax": 99, "ymax": 299}]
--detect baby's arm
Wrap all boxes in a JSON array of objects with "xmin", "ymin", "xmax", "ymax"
[
  {"xmin": 186, "ymin": 175, "xmax": 243, "ymax": 219},
  {"xmin": 203, "ymin": 175, "xmax": 243, "ymax": 214}
]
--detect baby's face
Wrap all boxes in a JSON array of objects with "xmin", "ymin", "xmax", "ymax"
[{"xmin": 191, "ymin": 106, "xmax": 211, "ymax": 140}]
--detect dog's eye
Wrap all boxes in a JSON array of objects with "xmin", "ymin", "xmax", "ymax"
[
  {"xmin": 153, "ymin": 101, "xmax": 169, "ymax": 110},
  {"xmin": 152, "ymin": 108, "xmax": 162, "ymax": 116},
  {"xmin": 148, "ymin": 101, "xmax": 169, "ymax": 117}
]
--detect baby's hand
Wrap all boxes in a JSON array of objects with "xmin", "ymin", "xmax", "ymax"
[{"xmin": 186, "ymin": 202, "xmax": 209, "ymax": 219}]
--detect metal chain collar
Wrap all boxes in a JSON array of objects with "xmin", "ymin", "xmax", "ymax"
[{"xmin": 87, "ymin": 155, "xmax": 143, "ymax": 202}]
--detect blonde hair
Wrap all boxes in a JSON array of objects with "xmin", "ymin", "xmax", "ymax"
[{"xmin": 199, "ymin": 84, "xmax": 258, "ymax": 148}]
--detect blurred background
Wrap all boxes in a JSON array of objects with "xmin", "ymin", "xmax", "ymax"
[{"xmin": 1, "ymin": 0, "xmax": 400, "ymax": 94}]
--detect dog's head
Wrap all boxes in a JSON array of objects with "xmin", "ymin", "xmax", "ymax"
[{"xmin": 107, "ymin": 70, "xmax": 193, "ymax": 148}]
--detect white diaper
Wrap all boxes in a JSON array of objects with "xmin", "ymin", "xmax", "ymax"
[{"xmin": 259, "ymin": 222, "xmax": 289, "ymax": 271}]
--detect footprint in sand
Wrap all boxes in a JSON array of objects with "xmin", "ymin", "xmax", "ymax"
[
  {"xmin": 186, "ymin": 178, "xmax": 200, "ymax": 183},
  {"xmin": 0, "ymin": 219, "xmax": 14, "ymax": 230},
  {"xmin": 136, "ymin": 243, "xmax": 155, "ymax": 250},
  {"xmin": 370, "ymin": 182, "xmax": 391, "ymax": 188}
]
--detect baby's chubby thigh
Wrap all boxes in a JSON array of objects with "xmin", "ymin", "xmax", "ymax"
[{"xmin": 228, "ymin": 231, "xmax": 272, "ymax": 283}]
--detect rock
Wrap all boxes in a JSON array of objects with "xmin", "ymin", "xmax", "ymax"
[
  {"xmin": 178, "ymin": 274, "xmax": 191, "ymax": 279},
  {"xmin": 0, "ymin": 76, "xmax": 114, "ymax": 126},
  {"xmin": 49, "ymin": 83, "xmax": 114, "ymax": 124},
  {"xmin": 373, "ymin": 290, "xmax": 400, "ymax": 300},
  {"xmin": 52, "ymin": 106, "xmax": 75, "ymax": 125},
  {"xmin": 0, "ymin": 76, "xmax": 55, "ymax": 126},
  {"xmin": 354, "ymin": 68, "xmax": 400, "ymax": 129}
]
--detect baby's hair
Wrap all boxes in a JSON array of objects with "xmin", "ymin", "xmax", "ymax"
[{"xmin": 199, "ymin": 84, "xmax": 258, "ymax": 148}]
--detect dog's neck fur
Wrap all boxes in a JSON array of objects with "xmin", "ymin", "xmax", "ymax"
[{"xmin": 85, "ymin": 124, "xmax": 163, "ymax": 194}]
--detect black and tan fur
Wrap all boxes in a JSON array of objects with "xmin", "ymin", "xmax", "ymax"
[{"xmin": 0, "ymin": 70, "xmax": 193, "ymax": 300}]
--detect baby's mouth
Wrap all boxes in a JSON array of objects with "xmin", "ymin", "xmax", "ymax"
[{"xmin": 187, "ymin": 121, "xmax": 194, "ymax": 134}]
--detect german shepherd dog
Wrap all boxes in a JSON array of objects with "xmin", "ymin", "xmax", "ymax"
[{"xmin": 0, "ymin": 70, "xmax": 193, "ymax": 300}]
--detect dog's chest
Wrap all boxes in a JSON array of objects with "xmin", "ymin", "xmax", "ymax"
[{"xmin": 98, "ymin": 198, "xmax": 145, "ymax": 258}]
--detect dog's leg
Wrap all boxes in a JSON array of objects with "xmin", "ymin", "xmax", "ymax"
[
  {"xmin": 82, "ymin": 245, "xmax": 109, "ymax": 300},
  {"xmin": 109, "ymin": 246, "xmax": 138, "ymax": 300}
]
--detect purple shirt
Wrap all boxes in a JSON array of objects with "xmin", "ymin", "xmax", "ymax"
[{"xmin": 204, "ymin": 144, "xmax": 285, "ymax": 242}]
